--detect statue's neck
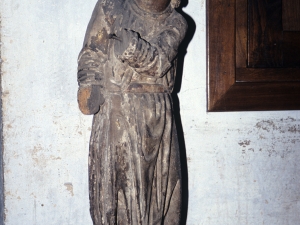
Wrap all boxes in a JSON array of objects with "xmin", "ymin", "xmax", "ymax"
[{"xmin": 133, "ymin": 0, "xmax": 171, "ymax": 13}]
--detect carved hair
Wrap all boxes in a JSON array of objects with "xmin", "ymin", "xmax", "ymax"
[{"xmin": 171, "ymin": 0, "xmax": 181, "ymax": 8}]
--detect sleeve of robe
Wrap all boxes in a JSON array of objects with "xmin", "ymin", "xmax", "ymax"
[
  {"xmin": 77, "ymin": 0, "xmax": 112, "ymax": 114},
  {"xmin": 118, "ymin": 12, "xmax": 187, "ymax": 78}
]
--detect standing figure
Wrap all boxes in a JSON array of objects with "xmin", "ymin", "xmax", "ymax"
[{"xmin": 77, "ymin": 0, "xmax": 187, "ymax": 224}]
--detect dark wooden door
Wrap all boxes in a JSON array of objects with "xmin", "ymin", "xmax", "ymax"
[
  {"xmin": 248, "ymin": 0, "xmax": 300, "ymax": 68},
  {"xmin": 207, "ymin": 0, "xmax": 300, "ymax": 111}
]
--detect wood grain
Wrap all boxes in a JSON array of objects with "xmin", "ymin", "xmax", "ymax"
[
  {"xmin": 207, "ymin": 0, "xmax": 300, "ymax": 111},
  {"xmin": 212, "ymin": 82, "xmax": 300, "ymax": 111},
  {"xmin": 248, "ymin": 0, "xmax": 283, "ymax": 68},
  {"xmin": 236, "ymin": 68, "xmax": 300, "ymax": 82},
  {"xmin": 236, "ymin": 0, "xmax": 247, "ymax": 68},
  {"xmin": 282, "ymin": 0, "xmax": 300, "ymax": 31},
  {"xmin": 283, "ymin": 31, "xmax": 300, "ymax": 67},
  {"xmin": 207, "ymin": 0, "xmax": 236, "ymax": 110}
]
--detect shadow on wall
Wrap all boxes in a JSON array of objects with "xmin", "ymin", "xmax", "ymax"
[
  {"xmin": 172, "ymin": 0, "xmax": 196, "ymax": 224},
  {"xmin": 0, "ymin": 126, "xmax": 3, "ymax": 224}
]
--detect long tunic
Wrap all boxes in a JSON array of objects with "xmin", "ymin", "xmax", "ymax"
[{"xmin": 77, "ymin": 0, "xmax": 187, "ymax": 224}]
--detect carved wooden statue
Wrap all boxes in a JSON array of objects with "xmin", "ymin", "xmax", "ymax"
[{"xmin": 77, "ymin": 0, "xmax": 187, "ymax": 224}]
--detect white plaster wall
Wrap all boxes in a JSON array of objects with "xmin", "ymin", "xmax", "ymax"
[{"xmin": 1, "ymin": 0, "xmax": 300, "ymax": 224}]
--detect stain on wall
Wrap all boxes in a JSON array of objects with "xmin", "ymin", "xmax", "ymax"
[{"xmin": 64, "ymin": 183, "xmax": 74, "ymax": 196}]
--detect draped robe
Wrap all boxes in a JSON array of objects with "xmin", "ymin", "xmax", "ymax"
[{"xmin": 77, "ymin": 0, "xmax": 187, "ymax": 224}]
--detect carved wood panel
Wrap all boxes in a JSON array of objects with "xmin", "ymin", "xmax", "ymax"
[{"xmin": 207, "ymin": 0, "xmax": 300, "ymax": 111}]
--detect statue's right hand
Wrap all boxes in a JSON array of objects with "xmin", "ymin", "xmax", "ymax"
[
  {"xmin": 113, "ymin": 29, "xmax": 139, "ymax": 61},
  {"xmin": 77, "ymin": 85, "xmax": 104, "ymax": 115}
]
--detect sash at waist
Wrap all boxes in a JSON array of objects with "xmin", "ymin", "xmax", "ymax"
[
  {"xmin": 106, "ymin": 83, "xmax": 169, "ymax": 93},
  {"xmin": 125, "ymin": 83, "xmax": 168, "ymax": 93}
]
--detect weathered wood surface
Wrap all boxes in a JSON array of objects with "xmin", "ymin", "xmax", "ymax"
[{"xmin": 77, "ymin": 0, "xmax": 187, "ymax": 224}]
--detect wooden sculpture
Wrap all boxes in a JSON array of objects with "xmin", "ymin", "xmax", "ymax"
[{"xmin": 77, "ymin": 0, "xmax": 187, "ymax": 224}]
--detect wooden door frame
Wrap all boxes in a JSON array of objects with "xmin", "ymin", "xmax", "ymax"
[{"xmin": 207, "ymin": 0, "xmax": 300, "ymax": 111}]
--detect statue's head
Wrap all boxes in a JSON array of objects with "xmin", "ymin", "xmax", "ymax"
[{"xmin": 134, "ymin": 0, "xmax": 181, "ymax": 13}]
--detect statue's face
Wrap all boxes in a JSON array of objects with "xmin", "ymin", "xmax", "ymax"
[{"xmin": 134, "ymin": 0, "xmax": 171, "ymax": 13}]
